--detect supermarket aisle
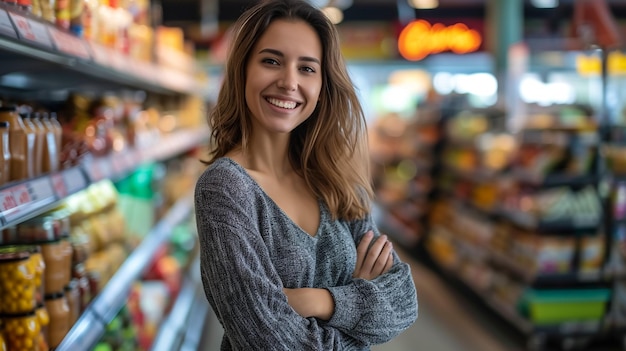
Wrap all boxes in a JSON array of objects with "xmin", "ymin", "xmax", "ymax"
[
  {"xmin": 197, "ymin": 247, "xmax": 524, "ymax": 351},
  {"xmin": 371, "ymin": 248, "xmax": 523, "ymax": 351}
]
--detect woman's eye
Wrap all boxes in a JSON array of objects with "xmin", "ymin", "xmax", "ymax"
[
  {"xmin": 301, "ymin": 66, "xmax": 316, "ymax": 73},
  {"xmin": 262, "ymin": 58, "xmax": 279, "ymax": 65}
]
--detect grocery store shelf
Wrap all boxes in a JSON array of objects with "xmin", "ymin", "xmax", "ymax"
[
  {"xmin": 151, "ymin": 252, "xmax": 208, "ymax": 351},
  {"xmin": 499, "ymin": 208, "xmax": 600, "ymax": 233},
  {"xmin": 55, "ymin": 192, "xmax": 194, "ymax": 351},
  {"xmin": 511, "ymin": 170, "xmax": 598, "ymax": 188},
  {"xmin": 0, "ymin": 127, "xmax": 208, "ymax": 230},
  {"xmin": 0, "ymin": 3, "xmax": 201, "ymax": 99}
]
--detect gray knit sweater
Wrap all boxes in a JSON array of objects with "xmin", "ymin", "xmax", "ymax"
[{"xmin": 194, "ymin": 158, "xmax": 418, "ymax": 350}]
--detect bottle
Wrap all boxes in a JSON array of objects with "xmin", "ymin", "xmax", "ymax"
[
  {"xmin": 0, "ymin": 121, "xmax": 11, "ymax": 186},
  {"xmin": 23, "ymin": 114, "xmax": 45, "ymax": 176},
  {"xmin": 39, "ymin": 113, "xmax": 60, "ymax": 173},
  {"xmin": 0, "ymin": 106, "xmax": 35, "ymax": 181}
]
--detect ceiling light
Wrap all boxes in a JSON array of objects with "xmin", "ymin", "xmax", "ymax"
[
  {"xmin": 408, "ymin": 0, "xmax": 438, "ymax": 10},
  {"xmin": 530, "ymin": 0, "xmax": 558, "ymax": 8}
]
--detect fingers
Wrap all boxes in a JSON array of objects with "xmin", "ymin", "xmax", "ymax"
[
  {"xmin": 371, "ymin": 238, "xmax": 393, "ymax": 277},
  {"xmin": 354, "ymin": 231, "xmax": 374, "ymax": 276},
  {"xmin": 362, "ymin": 235, "xmax": 390, "ymax": 276}
]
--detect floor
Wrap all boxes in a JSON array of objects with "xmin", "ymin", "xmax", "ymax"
[{"xmin": 197, "ymin": 247, "xmax": 624, "ymax": 351}]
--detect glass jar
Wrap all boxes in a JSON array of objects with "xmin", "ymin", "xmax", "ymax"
[
  {"xmin": 35, "ymin": 304, "xmax": 50, "ymax": 351},
  {"xmin": 28, "ymin": 247, "xmax": 45, "ymax": 305},
  {"xmin": 0, "ymin": 121, "xmax": 10, "ymax": 186},
  {"xmin": 40, "ymin": 238, "xmax": 72, "ymax": 294},
  {"xmin": 1, "ymin": 311, "xmax": 41, "ymax": 351},
  {"xmin": 64, "ymin": 280, "xmax": 80, "ymax": 325},
  {"xmin": 72, "ymin": 263, "xmax": 92, "ymax": 310},
  {"xmin": 0, "ymin": 248, "xmax": 37, "ymax": 314},
  {"xmin": 44, "ymin": 293, "xmax": 69, "ymax": 348}
]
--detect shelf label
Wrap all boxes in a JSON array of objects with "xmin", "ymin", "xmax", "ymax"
[
  {"xmin": 0, "ymin": 8, "xmax": 16, "ymax": 38},
  {"xmin": 12, "ymin": 183, "xmax": 33, "ymax": 206},
  {"xmin": 51, "ymin": 173, "xmax": 67, "ymax": 198},
  {"xmin": 0, "ymin": 178, "xmax": 55, "ymax": 224},
  {"xmin": 51, "ymin": 168, "xmax": 88, "ymax": 198},
  {"xmin": 47, "ymin": 27, "xmax": 91, "ymax": 60},
  {"xmin": 84, "ymin": 157, "xmax": 112, "ymax": 182},
  {"xmin": 0, "ymin": 188, "xmax": 19, "ymax": 223},
  {"xmin": 9, "ymin": 12, "xmax": 53, "ymax": 48}
]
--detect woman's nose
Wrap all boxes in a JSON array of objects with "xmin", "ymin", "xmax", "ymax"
[{"xmin": 277, "ymin": 69, "xmax": 297, "ymax": 91}]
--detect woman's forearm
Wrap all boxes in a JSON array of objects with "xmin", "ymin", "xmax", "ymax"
[{"xmin": 283, "ymin": 287, "xmax": 335, "ymax": 320}]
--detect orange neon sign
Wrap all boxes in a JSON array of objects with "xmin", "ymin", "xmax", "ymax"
[{"xmin": 398, "ymin": 20, "xmax": 482, "ymax": 61}]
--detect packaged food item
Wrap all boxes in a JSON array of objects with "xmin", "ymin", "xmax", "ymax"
[
  {"xmin": 0, "ymin": 248, "xmax": 37, "ymax": 314},
  {"xmin": 40, "ymin": 237, "xmax": 73, "ymax": 294},
  {"xmin": 0, "ymin": 106, "xmax": 35, "ymax": 181},
  {"xmin": 64, "ymin": 280, "xmax": 80, "ymax": 325},
  {"xmin": 1, "ymin": 311, "xmax": 41, "ymax": 351},
  {"xmin": 23, "ymin": 114, "xmax": 46, "ymax": 176},
  {"xmin": 35, "ymin": 303, "xmax": 50, "ymax": 351},
  {"xmin": 44, "ymin": 293, "xmax": 70, "ymax": 348},
  {"xmin": 40, "ymin": 113, "xmax": 60, "ymax": 173},
  {"xmin": 28, "ymin": 247, "xmax": 46, "ymax": 305},
  {"xmin": 0, "ymin": 121, "xmax": 10, "ymax": 186}
]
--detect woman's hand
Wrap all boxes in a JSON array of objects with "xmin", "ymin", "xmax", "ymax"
[
  {"xmin": 283, "ymin": 288, "xmax": 334, "ymax": 320},
  {"xmin": 353, "ymin": 231, "xmax": 393, "ymax": 280}
]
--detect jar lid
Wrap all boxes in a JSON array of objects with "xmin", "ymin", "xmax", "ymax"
[
  {"xmin": 0, "ymin": 245, "xmax": 32, "ymax": 261},
  {"xmin": 0, "ymin": 310, "xmax": 37, "ymax": 318},
  {"xmin": 44, "ymin": 292, "xmax": 66, "ymax": 300}
]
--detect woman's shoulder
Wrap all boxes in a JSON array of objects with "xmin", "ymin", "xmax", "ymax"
[{"xmin": 196, "ymin": 157, "xmax": 255, "ymax": 190}]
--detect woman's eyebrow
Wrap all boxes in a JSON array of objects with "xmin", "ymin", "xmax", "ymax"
[{"xmin": 258, "ymin": 48, "xmax": 321, "ymax": 65}]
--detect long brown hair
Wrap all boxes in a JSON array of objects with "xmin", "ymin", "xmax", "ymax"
[{"xmin": 206, "ymin": 0, "xmax": 373, "ymax": 221}]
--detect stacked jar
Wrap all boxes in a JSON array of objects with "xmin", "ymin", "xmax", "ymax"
[
  {"xmin": 0, "ymin": 246, "xmax": 40, "ymax": 351},
  {"xmin": 16, "ymin": 215, "xmax": 73, "ymax": 349}
]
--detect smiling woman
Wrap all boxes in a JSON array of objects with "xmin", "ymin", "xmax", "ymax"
[
  {"xmin": 194, "ymin": 0, "xmax": 418, "ymax": 350},
  {"xmin": 244, "ymin": 19, "xmax": 323, "ymax": 136}
]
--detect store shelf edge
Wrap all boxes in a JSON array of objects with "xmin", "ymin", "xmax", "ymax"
[
  {"xmin": 55, "ymin": 193, "xmax": 194, "ymax": 351},
  {"xmin": 0, "ymin": 128, "xmax": 208, "ymax": 231},
  {"xmin": 0, "ymin": 3, "xmax": 200, "ymax": 97}
]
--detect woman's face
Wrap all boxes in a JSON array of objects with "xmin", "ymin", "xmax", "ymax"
[{"xmin": 245, "ymin": 19, "xmax": 323, "ymax": 136}]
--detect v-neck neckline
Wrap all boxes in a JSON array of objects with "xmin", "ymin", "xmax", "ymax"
[{"xmin": 221, "ymin": 157, "xmax": 323, "ymax": 239}]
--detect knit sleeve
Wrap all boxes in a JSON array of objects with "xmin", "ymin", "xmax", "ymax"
[
  {"xmin": 324, "ymin": 214, "xmax": 418, "ymax": 345},
  {"xmin": 194, "ymin": 168, "xmax": 365, "ymax": 351}
]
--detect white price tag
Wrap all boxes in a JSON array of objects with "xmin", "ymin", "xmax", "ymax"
[
  {"xmin": 0, "ymin": 8, "xmax": 16, "ymax": 37},
  {"xmin": 61, "ymin": 167, "xmax": 88, "ymax": 196},
  {"xmin": 12, "ymin": 183, "xmax": 33, "ymax": 206},
  {"xmin": 47, "ymin": 27, "xmax": 91, "ymax": 60},
  {"xmin": 9, "ymin": 13, "xmax": 52, "ymax": 48},
  {"xmin": 51, "ymin": 173, "xmax": 67, "ymax": 198},
  {"xmin": 0, "ymin": 189, "xmax": 19, "ymax": 223}
]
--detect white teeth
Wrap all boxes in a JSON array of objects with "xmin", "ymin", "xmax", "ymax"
[{"xmin": 267, "ymin": 97, "xmax": 297, "ymax": 109}]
